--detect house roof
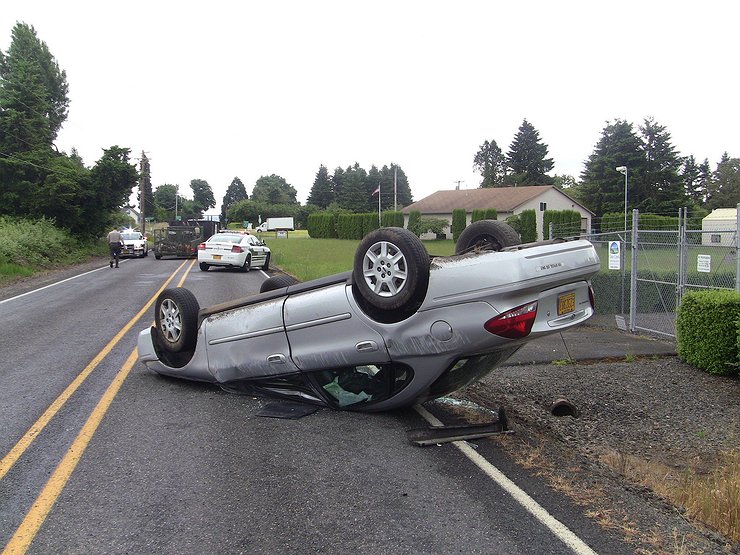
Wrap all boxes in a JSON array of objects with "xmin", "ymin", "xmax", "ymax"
[
  {"xmin": 702, "ymin": 208, "xmax": 737, "ymax": 221},
  {"xmin": 402, "ymin": 185, "xmax": 593, "ymax": 215}
]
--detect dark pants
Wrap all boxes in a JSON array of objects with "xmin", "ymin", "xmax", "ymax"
[{"xmin": 109, "ymin": 242, "xmax": 122, "ymax": 266}]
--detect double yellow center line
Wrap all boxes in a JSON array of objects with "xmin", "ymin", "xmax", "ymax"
[{"xmin": 2, "ymin": 259, "xmax": 195, "ymax": 554}]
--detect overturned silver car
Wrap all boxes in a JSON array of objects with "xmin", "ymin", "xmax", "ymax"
[{"xmin": 138, "ymin": 222, "xmax": 600, "ymax": 411}]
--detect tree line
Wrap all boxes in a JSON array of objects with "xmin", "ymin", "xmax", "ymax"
[
  {"xmin": 475, "ymin": 118, "xmax": 739, "ymax": 222},
  {"xmin": 3, "ymin": 22, "xmax": 736, "ymax": 241}
]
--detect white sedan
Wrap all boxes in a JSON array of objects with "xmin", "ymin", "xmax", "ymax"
[{"xmin": 197, "ymin": 232, "xmax": 270, "ymax": 272}]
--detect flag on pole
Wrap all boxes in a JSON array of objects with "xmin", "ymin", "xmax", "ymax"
[{"xmin": 372, "ymin": 185, "xmax": 380, "ymax": 195}]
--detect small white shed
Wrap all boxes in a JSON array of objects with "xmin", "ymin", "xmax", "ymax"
[{"xmin": 701, "ymin": 208, "xmax": 737, "ymax": 246}]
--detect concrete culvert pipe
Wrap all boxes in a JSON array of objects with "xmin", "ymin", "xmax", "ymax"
[{"xmin": 550, "ymin": 397, "xmax": 580, "ymax": 418}]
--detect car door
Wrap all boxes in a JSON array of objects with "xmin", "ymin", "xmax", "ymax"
[
  {"xmin": 246, "ymin": 235, "xmax": 267, "ymax": 267},
  {"xmin": 283, "ymin": 283, "xmax": 390, "ymax": 371}
]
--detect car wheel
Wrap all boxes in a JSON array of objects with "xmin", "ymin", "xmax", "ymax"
[
  {"xmin": 260, "ymin": 274, "xmax": 299, "ymax": 293},
  {"xmin": 199, "ymin": 262, "xmax": 209, "ymax": 271},
  {"xmin": 262, "ymin": 253, "xmax": 271, "ymax": 271},
  {"xmin": 154, "ymin": 288, "xmax": 200, "ymax": 353},
  {"xmin": 155, "ymin": 253, "xmax": 162, "ymax": 259},
  {"xmin": 241, "ymin": 254, "xmax": 251, "ymax": 272},
  {"xmin": 455, "ymin": 220, "xmax": 521, "ymax": 255},
  {"xmin": 353, "ymin": 227, "xmax": 430, "ymax": 314}
]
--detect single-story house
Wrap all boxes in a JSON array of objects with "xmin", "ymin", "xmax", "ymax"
[
  {"xmin": 701, "ymin": 207, "xmax": 738, "ymax": 246},
  {"xmin": 122, "ymin": 205, "xmax": 141, "ymax": 225},
  {"xmin": 402, "ymin": 185, "xmax": 594, "ymax": 241}
]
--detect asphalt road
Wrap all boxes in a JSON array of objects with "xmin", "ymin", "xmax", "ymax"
[{"xmin": 0, "ymin": 256, "xmax": 630, "ymax": 554}]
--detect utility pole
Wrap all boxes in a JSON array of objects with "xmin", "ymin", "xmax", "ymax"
[
  {"xmin": 454, "ymin": 180, "xmax": 463, "ymax": 190},
  {"xmin": 138, "ymin": 151, "xmax": 151, "ymax": 235}
]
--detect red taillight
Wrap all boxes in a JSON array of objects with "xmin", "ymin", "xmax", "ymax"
[
  {"xmin": 198, "ymin": 243, "xmax": 206, "ymax": 250},
  {"xmin": 231, "ymin": 245, "xmax": 243, "ymax": 253},
  {"xmin": 484, "ymin": 301, "xmax": 538, "ymax": 339}
]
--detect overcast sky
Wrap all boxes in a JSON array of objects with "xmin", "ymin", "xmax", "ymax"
[{"xmin": 2, "ymin": 1, "xmax": 738, "ymax": 213}]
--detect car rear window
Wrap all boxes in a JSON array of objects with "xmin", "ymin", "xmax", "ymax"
[{"xmin": 208, "ymin": 234, "xmax": 244, "ymax": 244}]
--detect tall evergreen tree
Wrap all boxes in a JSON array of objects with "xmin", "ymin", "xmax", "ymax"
[
  {"xmin": 306, "ymin": 165, "xmax": 333, "ymax": 208},
  {"xmin": 505, "ymin": 120, "xmax": 554, "ymax": 185},
  {"xmin": 336, "ymin": 163, "xmax": 368, "ymax": 212},
  {"xmin": 706, "ymin": 153, "xmax": 740, "ymax": 209},
  {"xmin": 331, "ymin": 166, "xmax": 345, "ymax": 202},
  {"xmin": 473, "ymin": 139, "xmax": 507, "ymax": 187},
  {"xmin": 138, "ymin": 151, "xmax": 154, "ymax": 224},
  {"xmin": 579, "ymin": 120, "xmax": 644, "ymax": 217},
  {"xmin": 638, "ymin": 117, "xmax": 685, "ymax": 213},
  {"xmin": 380, "ymin": 163, "xmax": 413, "ymax": 209},
  {"xmin": 681, "ymin": 155, "xmax": 711, "ymax": 206},
  {"xmin": 0, "ymin": 23, "xmax": 69, "ymax": 153},
  {"xmin": 221, "ymin": 176, "xmax": 248, "ymax": 223}
]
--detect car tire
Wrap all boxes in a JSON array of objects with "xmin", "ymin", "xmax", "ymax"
[
  {"xmin": 262, "ymin": 253, "xmax": 271, "ymax": 271},
  {"xmin": 155, "ymin": 253, "xmax": 162, "ymax": 260},
  {"xmin": 241, "ymin": 254, "xmax": 251, "ymax": 272},
  {"xmin": 154, "ymin": 288, "xmax": 200, "ymax": 353},
  {"xmin": 455, "ymin": 220, "xmax": 521, "ymax": 255},
  {"xmin": 353, "ymin": 227, "xmax": 430, "ymax": 314},
  {"xmin": 199, "ymin": 262, "xmax": 209, "ymax": 271},
  {"xmin": 260, "ymin": 274, "xmax": 299, "ymax": 293}
]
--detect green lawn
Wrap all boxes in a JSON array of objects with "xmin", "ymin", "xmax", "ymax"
[{"xmin": 264, "ymin": 234, "xmax": 455, "ymax": 281}]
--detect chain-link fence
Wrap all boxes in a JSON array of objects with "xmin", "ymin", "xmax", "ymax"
[{"xmin": 552, "ymin": 206, "xmax": 739, "ymax": 338}]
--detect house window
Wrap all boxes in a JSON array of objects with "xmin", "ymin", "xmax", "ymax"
[
  {"xmin": 711, "ymin": 234, "xmax": 721, "ymax": 244},
  {"xmin": 539, "ymin": 202, "xmax": 547, "ymax": 211}
]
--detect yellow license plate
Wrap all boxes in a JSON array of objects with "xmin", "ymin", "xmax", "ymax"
[
  {"xmin": 213, "ymin": 254, "xmax": 222, "ymax": 260},
  {"xmin": 558, "ymin": 292, "xmax": 576, "ymax": 315}
]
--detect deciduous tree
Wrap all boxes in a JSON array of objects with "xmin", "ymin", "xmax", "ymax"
[{"xmin": 251, "ymin": 174, "xmax": 298, "ymax": 205}]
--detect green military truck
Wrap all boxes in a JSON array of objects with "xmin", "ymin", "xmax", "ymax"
[{"xmin": 153, "ymin": 220, "xmax": 219, "ymax": 259}]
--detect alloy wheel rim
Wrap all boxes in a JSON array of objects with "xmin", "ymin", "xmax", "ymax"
[
  {"xmin": 159, "ymin": 299, "xmax": 182, "ymax": 343},
  {"xmin": 362, "ymin": 240, "xmax": 408, "ymax": 297}
]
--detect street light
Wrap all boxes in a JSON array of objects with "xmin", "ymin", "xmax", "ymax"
[{"xmin": 616, "ymin": 166, "xmax": 628, "ymax": 231}]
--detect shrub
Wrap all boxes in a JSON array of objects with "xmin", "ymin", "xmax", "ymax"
[
  {"xmin": 451, "ymin": 208, "xmax": 467, "ymax": 242},
  {"xmin": 407, "ymin": 210, "xmax": 421, "ymax": 233},
  {"xmin": 471, "ymin": 209, "xmax": 486, "ymax": 223},
  {"xmin": 381, "ymin": 211, "xmax": 404, "ymax": 228},
  {"xmin": 519, "ymin": 209, "xmax": 537, "ymax": 243},
  {"xmin": 676, "ymin": 289, "xmax": 740, "ymax": 376},
  {"xmin": 412, "ymin": 217, "xmax": 449, "ymax": 238}
]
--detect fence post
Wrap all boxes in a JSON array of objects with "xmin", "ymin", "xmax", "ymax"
[
  {"xmin": 736, "ymin": 202, "xmax": 740, "ymax": 293},
  {"xmin": 629, "ymin": 209, "xmax": 639, "ymax": 332},
  {"xmin": 677, "ymin": 208, "xmax": 687, "ymax": 309}
]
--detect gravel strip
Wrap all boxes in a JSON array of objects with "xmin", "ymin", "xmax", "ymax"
[{"xmin": 447, "ymin": 357, "xmax": 739, "ymax": 554}]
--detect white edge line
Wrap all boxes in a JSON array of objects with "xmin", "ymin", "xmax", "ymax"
[
  {"xmin": 413, "ymin": 404, "xmax": 598, "ymax": 555},
  {"xmin": 0, "ymin": 264, "xmax": 112, "ymax": 306}
]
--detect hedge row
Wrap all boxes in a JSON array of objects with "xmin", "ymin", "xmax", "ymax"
[
  {"xmin": 545, "ymin": 209, "xmax": 582, "ymax": 239},
  {"xmin": 677, "ymin": 289, "xmax": 740, "ymax": 376},
  {"xmin": 307, "ymin": 211, "xmax": 404, "ymax": 239}
]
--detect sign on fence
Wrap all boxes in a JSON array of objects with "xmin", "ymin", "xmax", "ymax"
[{"xmin": 608, "ymin": 241, "xmax": 622, "ymax": 270}]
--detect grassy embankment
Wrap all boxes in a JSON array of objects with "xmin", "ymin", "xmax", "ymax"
[
  {"xmin": 263, "ymin": 229, "xmax": 455, "ymax": 280},
  {"xmin": 0, "ymin": 217, "xmax": 108, "ymax": 284}
]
